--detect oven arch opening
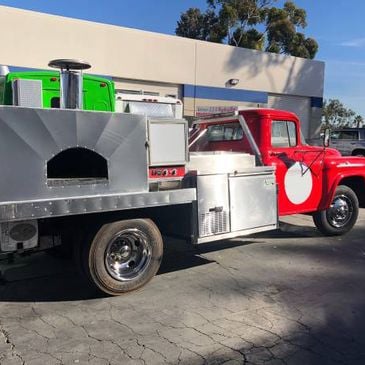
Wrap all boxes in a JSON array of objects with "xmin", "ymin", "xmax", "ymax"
[{"xmin": 47, "ymin": 147, "xmax": 108, "ymax": 185}]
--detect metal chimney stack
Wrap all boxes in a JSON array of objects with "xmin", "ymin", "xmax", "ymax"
[{"xmin": 48, "ymin": 59, "xmax": 91, "ymax": 109}]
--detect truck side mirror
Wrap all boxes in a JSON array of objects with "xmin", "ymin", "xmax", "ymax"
[{"xmin": 323, "ymin": 128, "xmax": 330, "ymax": 147}]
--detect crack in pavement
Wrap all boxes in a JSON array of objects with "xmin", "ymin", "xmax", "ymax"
[
  {"xmin": 155, "ymin": 329, "xmax": 207, "ymax": 364},
  {"xmin": 0, "ymin": 320, "xmax": 25, "ymax": 364}
]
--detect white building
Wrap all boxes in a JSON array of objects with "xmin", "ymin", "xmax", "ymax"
[{"xmin": 0, "ymin": 5, "xmax": 324, "ymax": 137}]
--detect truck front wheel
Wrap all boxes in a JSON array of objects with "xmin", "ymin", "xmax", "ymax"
[
  {"xmin": 313, "ymin": 185, "xmax": 359, "ymax": 236},
  {"xmin": 80, "ymin": 219, "xmax": 163, "ymax": 295}
]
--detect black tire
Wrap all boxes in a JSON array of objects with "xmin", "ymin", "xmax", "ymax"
[
  {"xmin": 78, "ymin": 219, "xmax": 163, "ymax": 296},
  {"xmin": 313, "ymin": 185, "xmax": 359, "ymax": 236}
]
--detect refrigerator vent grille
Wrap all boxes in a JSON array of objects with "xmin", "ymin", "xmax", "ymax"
[{"xmin": 199, "ymin": 211, "xmax": 228, "ymax": 237}]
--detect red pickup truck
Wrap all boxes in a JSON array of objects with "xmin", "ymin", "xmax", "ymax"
[{"xmin": 190, "ymin": 108, "xmax": 365, "ymax": 235}]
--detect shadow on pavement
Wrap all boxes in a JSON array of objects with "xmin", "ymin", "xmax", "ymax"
[
  {"xmin": 177, "ymin": 226, "xmax": 365, "ymax": 364},
  {"xmin": 1, "ymin": 219, "xmax": 360, "ymax": 303},
  {"xmin": 0, "ymin": 238, "xmax": 255, "ymax": 302},
  {"xmin": 159, "ymin": 238, "xmax": 256, "ymax": 274},
  {"xmin": 259, "ymin": 221, "xmax": 319, "ymax": 238},
  {"xmin": 1, "ymin": 223, "xmax": 365, "ymax": 363}
]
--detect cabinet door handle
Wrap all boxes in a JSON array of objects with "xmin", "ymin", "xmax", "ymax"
[{"xmin": 209, "ymin": 206, "xmax": 223, "ymax": 213}]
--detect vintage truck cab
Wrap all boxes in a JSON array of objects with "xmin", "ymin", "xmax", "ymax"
[{"xmin": 190, "ymin": 108, "xmax": 365, "ymax": 235}]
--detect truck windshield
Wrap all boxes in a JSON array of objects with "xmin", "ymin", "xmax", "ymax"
[{"xmin": 189, "ymin": 122, "xmax": 254, "ymax": 154}]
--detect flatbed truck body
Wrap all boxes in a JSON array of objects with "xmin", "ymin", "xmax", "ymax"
[
  {"xmin": 0, "ymin": 85, "xmax": 277, "ymax": 294},
  {"xmin": 4, "ymin": 59, "xmax": 361, "ymax": 295}
]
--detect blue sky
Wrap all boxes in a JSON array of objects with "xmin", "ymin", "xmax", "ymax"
[{"xmin": 1, "ymin": 0, "xmax": 365, "ymax": 116}]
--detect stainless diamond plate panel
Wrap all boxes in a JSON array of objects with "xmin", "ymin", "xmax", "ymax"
[{"xmin": 128, "ymin": 101, "xmax": 174, "ymax": 118}]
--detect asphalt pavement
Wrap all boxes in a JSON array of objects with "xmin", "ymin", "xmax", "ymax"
[{"xmin": 1, "ymin": 210, "xmax": 365, "ymax": 365}]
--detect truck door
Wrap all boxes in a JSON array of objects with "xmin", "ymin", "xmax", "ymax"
[{"xmin": 265, "ymin": 119, "xmax": 324, "ymax": 215}]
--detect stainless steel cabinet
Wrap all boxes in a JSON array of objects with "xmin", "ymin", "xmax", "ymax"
[
  {"xmin": 195, "ymin": 167, "xmax": 277, "ymax": 240},
  {"xmin": 229, "ymin": 173, "xmax": 276, "ymax": 232}
]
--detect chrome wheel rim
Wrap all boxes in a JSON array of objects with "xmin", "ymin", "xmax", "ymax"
[
  {"xmin": 104, "ymin": 228, "xmax": 152, "ymax": 281},
  {"xmin": 326, "ymin": 195, "xmax": 353, "ymax": 228}
]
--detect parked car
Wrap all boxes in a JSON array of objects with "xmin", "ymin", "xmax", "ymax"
[{"xmin": 330, "ymin": 128, "xmax": 365, "ymax": 156}]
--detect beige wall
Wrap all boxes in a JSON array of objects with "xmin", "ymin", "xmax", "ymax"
[
  {"xmin": 195, "ymin": 42, "xmax": 324, "ymax": 97},
  {"xmin": 0, "ymin": 6, "xmax": 324, "ymax": 98},
  {"xmin": 0, "ymin": 6, "xmax": 196, "ymax": 84}
]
